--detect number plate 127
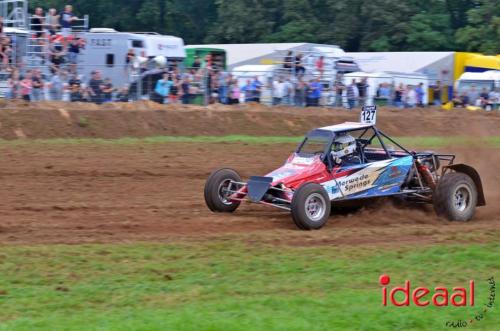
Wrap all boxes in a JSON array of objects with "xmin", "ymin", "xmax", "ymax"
[{"xmin": 361, "ymin": 106, "xmax": 377, "ymax": 124}]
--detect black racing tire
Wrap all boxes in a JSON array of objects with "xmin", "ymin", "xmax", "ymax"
[
  {"xmin": 204, "ymin": 168, "xmax": 242, "ymax": 213},
  {"xmin": 433, "ymin": 172, "xmax": 477, "ymax": 222},
  {"xmin": 291, "ymin": 183, "xmax": 331, "ymax": 230}
]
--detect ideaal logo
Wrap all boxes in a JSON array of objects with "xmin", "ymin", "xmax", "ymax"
[
  {"xmin": 379, "ymin": 274, "xmax": 474, "ymax": 307},
  {"xmin": 379, "ymin": 275, "xmax": 496, "ymax": 328}
]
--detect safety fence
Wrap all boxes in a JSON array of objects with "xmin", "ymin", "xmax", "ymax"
[{"xmin": 1, "ymin": 60, "xmax": 497, "ymax": 110}]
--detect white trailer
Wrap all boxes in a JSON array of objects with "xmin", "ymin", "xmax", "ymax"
[{"xmin": 77, "ymin": 28, "xmax": 186, "ymax": 87}]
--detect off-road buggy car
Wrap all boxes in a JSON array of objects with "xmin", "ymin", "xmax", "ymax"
[{"xmin": 204, "ymin": 107, "xmax": 485, "ymax": 230}]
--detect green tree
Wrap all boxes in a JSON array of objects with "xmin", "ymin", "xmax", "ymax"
[
  {"xmin": 456, "ymin": 0, "xmax": 500, "ymax": 54},
  {"xmin": 264, "ymin": 0, "xmax": 321, "ymax": 42},
  {"xmin": 23, "ymin": 0, "xmax": 499, "ymax": 53},
  {"xmin": 405, "ymin": 13, "xmax": 455, "ymax": 51},
  {"xmin": 205, "ymin": 0, "xmax": 281, "ymax": 43},
  {"xmin": 137, "ymin": 0, "xmax": 162, "ymax": 31}
]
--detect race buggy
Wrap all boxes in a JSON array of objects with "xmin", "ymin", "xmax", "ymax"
[{"xmin": 204, "ymin": 106, "xmax": 485, "ymax": 230}]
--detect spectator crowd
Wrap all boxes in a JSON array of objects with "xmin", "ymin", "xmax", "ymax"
[{"xmin": 1, "ymin": 5, "xmax": 134, "ymax": 103}]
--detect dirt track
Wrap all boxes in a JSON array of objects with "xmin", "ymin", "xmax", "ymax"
[{"xmin": 0, "ymin": 142, "xmax": 498, "ymax": 246}]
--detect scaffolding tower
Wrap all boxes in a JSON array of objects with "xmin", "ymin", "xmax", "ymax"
[{"xmin": 0, "ymin": 0, "xmax": 28, "ymax": 29}]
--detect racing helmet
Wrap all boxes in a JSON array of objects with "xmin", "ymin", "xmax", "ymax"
[{"xmin": 331, "ymin": 134, "xmax": 356, "ymax": 160}]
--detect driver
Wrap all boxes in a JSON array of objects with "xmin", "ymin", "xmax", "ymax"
[{"xmin": 331, "ymin": 134, "xmax": 361, "ymax": 166}]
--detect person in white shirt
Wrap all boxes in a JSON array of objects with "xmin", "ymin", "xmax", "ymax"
[
  {"xmin": 487, "ymin": 88, "xmax": 499, "ymax": 111},
  {"xmin": 272, "ymin": 78, "xmax": 285, "ymax": 105},
  {"xmin": 282, "ymin": 78, "xmax": 293, "ymax": 105},
  {"xmin": 405, "ymin": 85, "xmax": 417, "ymax": 108}
]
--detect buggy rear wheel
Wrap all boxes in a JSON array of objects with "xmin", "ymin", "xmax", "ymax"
[
  {"xmin": 204, "ymin": 168, "xmax": 242, "ymax": 213},
  {"xmin": 433, "ymin": 172, "xmax": 477, "ymax": 222},
  {"xmin": 291, "ymin": 183, "xmax": 331, "ymax": 230}
]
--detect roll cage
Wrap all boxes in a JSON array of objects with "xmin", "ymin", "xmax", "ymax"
[{"xmin": 296, "ymin": 125, "xmax": 455, "ymax": 172}]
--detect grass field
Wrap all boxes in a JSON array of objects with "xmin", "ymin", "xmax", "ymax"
[{"xmin": 0, "ymin": 241, "xmax": 498, "ymax": 331}]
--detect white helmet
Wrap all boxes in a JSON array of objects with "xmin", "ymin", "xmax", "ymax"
[{"xmin": 331, "ymin": 134, "xmax": 356, "ymax": 159}]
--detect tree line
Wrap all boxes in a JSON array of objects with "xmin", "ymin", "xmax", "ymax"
[{"xmin": 30, "ymin": 0, "xmax": 499, "ymax": 54}]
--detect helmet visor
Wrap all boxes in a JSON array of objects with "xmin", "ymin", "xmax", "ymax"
[{"xmin": 332, "ymin": 142, "xmax": 349, "ymax": 152}]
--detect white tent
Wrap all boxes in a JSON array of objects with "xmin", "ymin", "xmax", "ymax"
[{"xmin": 345, "ymin": 52, "xmax": 455, "ymax": 84}]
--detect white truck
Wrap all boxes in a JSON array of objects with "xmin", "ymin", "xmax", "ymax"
[{"xmin": 76, "ymin": 28, "xmax": 186, "ymax": 87}]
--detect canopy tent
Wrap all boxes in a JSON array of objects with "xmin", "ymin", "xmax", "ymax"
[{"xmin": 464, "ymin": 55, "xmax": 500, "ymax": 72}]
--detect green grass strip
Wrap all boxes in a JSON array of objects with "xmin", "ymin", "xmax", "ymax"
[{"xmin": 0, "ymin": 135, "xmax": 498, "ymax": 148}]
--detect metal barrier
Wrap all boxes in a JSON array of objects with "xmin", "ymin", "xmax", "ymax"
[{"xmin": 1, "ymin": 57, "xmax": 496, "ymax": 110}]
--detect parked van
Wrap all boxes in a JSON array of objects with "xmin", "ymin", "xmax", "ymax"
[{"xmin": 77, "ymin": 28, "xmax": 186, "ymax": 87}]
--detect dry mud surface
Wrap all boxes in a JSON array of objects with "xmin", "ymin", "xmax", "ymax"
[
  {"xmin": 0, "ymin": 101, "xmax": 499, "ymax": 139},
  {"xmin": 0, "ymin": 142, "xmax": 498, "ymax": 246}
]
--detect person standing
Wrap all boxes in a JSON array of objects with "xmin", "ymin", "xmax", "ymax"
[
  {"xmin": 306, "ymin": 78, "xmax": 322, "ymax": 107},
  {"xmin": 405, "ymin": 85, "xmax": 417, "ymax": 108},
  {"xmin": 251, "ymin": 76, "xmax": 263, "ymax": 103},
  {"xmin": 415, "ymin": 82, "xmax": 425, "ymax": 107},
  {"xmin": 60, "ymin": 5, "xmax": 78, "ymax": 38},
  {"xmin": 48, "ymin": 68, "xmax": 63, "ymax": 101},
  {"xmin": 31, "ymin": 69, "xmax": 44, "ymax": 101},
  {"xmin": 295, "ymin": 53, "xmax": 305, "ymax": 77},
  {"xmin": 46, "ymin": 8, "xmax": 60, "ymax": 36},
  {"xmin": 272, "ymin": 77, "xmax": 284, "ymax": 105},
  {"xmin": 334, "ymin": 79, "xmax": 345, "ymax": 107},
  {"xmin": 31, "ymin": 8, "xmax": 45, "ymax": 39},
  {"xmin": 282, "ymin": 78, "xmax": 293, "ymax": 105},
  {"xmin": 169, "ymin": 76, "xmax": 180, "ymax": 104},
  {"xmin": 432, "ymin": 81, "xmax": 442, "ymax": 106},
  {"xmin": 228, "ymin": 79, "xmax": 240, "ymax": 105},
  {"xmin": 20, "ymin": 71, "xmax": 33, "ymax": 102},
  {"xmin": 88, "ymin": 70, "xmax": 105, "ymax": 104},
  {"xmin": 346, "ymin": 79, "xmax": 358, "ymax": 110},
  {"xmin": 294, "ymin": 79, "xmax": 306, "ymax": 107},
  {"xmin": 356, "ymin": 77, "xmax": 368, "ymax": 107},
  {"xmin": 102, "ymin": 78, "xmax": 114, "ymax": 102},
  {"xmin": 468, "ymin": 85, "xmax": 480, "ymax": 106},
  {"xmin": 67, "ymin": 38, "xmax": 81, "ymax": 65},
  {"xmin": 7, "ymin": 69, "xmax": 20, "ymax": 100},
  {"xmin": 181, "ymin": 75, "xmax": 192, "ymax": 104},
  {"xmin": 154, "ymin": 73, "xmax": 172, "ymax": 104},
  {"xmin": 68, "ymin": 74, "xmax": 82, "ymax": 102},
  {"xmin": 191, "ymin": 56, "xmax": 202, "ymax": 70},
  {"xmin": 241, "ymin": 79, "xmax": 253, "ymax": 103},
  {"xmin": 217, "ymin": 71, "xmax": 229, "ymax": 104},
  {"xmin": 393, "ymin": 83, "xmax": 404, "ymax": 108}
]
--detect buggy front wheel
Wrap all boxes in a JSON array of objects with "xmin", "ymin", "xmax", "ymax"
[
  {"xmin": 291, "ymin": 183, "xmax": 331, "ymax": 230},
  {"xmin": 204, "ymin": 168, "xmax": 242, "ymax": 213}
]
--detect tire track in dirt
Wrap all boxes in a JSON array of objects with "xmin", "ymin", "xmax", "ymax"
[{"xmin": 0, "ymin": 142, "xmax": 498, "ymax": 245}]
